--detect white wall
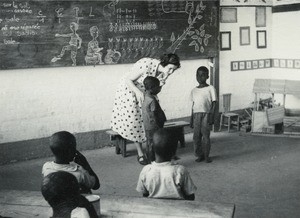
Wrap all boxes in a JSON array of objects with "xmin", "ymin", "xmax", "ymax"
[
  {"xmin": 271, "ymin": 11, "xmax": 300, "ymax": 109},
  {"xmin": 220, "ymin": 6, "xmax": 300, "ymax": 112},
  {"xmin": 219, "ymin": 7, "xmax": 273, "ymax": 111},
  {"xmin": 0, "ymin": 59, "xmax": 208, "ymax": 143}
]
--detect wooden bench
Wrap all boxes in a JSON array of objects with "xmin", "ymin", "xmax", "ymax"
[
  {"xmin": 0, "ymin": 189, "xmax": 235, "ymax": 218},
  {"xmin": 106, "ymin": 121, "xmax": 190, "ymax": 158}
]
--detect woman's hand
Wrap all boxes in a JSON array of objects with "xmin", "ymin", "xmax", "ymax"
[{"xmin": 135, "ymin": 90, "xmax": 144, "ymax": 104}]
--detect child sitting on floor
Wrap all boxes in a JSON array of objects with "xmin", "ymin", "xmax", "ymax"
[
  {"xmin": 42, "ymin": 131, "xmax": 100, "ymax": 194},
  {"xmin": 142, "ymin": 76, "xmax": 166, "ymax": 163},
  {"xmin": 136, "ymin": 129, "xmax": 197, "ymax": 200},
  {"xmin": 41, "ymin": 171, "xmax": 98, "ymax": 218}
]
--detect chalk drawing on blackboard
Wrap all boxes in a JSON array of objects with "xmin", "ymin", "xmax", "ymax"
[
  {"xmin": 104, "ymin": 38, "xmax": 121, "ymax": 64},
  {"xmin": 55, "ymin": 8, "xmax": 64, "ymax": 24},
  {"xmin": 85, "ymin": 26, "xmax": 104, "ymax": 65},
  {"xmin": 51, "ymin": 22, "xmax": 82, "ymax": 66},
  {"xmin": 167, "ymin": 1, "xmax": 207, "ymax": 54},
  {"xmin": 73, "ymin": 7, "xmax": 83, "ymax": 24},
  {"xmin": 162, "ymin": 0, "xmax": 194, "ymax": 14},
  {"xmin": 188, "ymin": 24, "xmax": 212, "ymax": 53},
  {"xmin": 103, "ymin": 0, "xmax": 119, "ymax": 18},
  {"xmin": 37, "ymin": 10, "xmax": 46, "ymax": 23}
]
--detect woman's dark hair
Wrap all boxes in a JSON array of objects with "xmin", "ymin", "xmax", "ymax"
[{"xmin": 160, "ymin": 53, "xmax": 181, "ymax": 68}]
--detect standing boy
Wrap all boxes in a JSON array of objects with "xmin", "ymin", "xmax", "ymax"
[
  {"xmin": 142, "ymin": 76, "xmax": 166, "ymax": 163},
  {"xmin": 42, "ymin": 131, "xmax": 100, "ymax": 193},
  {"xmin": 190, "ymin": 66, "xmax": 217, "ymax": 163},
  {"xmin": 136, "ymin": 129, "xmax": 197, "ymax": 200}
]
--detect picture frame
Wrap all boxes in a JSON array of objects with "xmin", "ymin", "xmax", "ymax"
[
  {"xmin": 220, "ymin": 31, "xmax": 231, "ymax": 51},
  {"xmin": 231, "ymin": 61, "xmax": 238, "ymax": 71},
  {"xmin": 280, "ymin": 59, "xmax": 286, "ymax": 68},
  {"xmin": 240, "ymin": 27, "xmax": 250, "ymax": 46},
  {"xmin": 220, "ymin": 8, "xmax": 237, "ymax": 23},
  {"xmin": 265, "ymin": 59, "xmax": 271, "ymax": 68},
  {"xmin": 287, "ymin": 60, "xmax": 294, "ymax": 68},
  {"xmin": 246, "ymin": 61, "xmax": 252, "ymax": 69},
  {"xmin": 256, "ymin": 7, "xmax": 266, "ymax": 27},
  {"xmin": 273, "ymin": 59, "xmax": 279, "ymax": 68},
  {"xmin": 257, "ymin": 30, "xmax": 267, "ymax": 48},
  {"xmin": 295, "ymin": 60, "xmax": 300, "ymax": 68}
]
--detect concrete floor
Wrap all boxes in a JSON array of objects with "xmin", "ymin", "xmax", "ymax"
[{"xmin": 0, "ymin": 131, "xmax": 300, "ymax": 218}]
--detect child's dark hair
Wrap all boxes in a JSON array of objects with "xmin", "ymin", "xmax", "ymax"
[
  {"xmin": 160, "ymin": 53, "xmax": 181, "ymax": 68},
  {"xmin": 196, "ymin": 66, "xmax": 209, "ymax": 76},
  {"xmin": 41, "ymin": 171, "xmax": 79, "ymax": 207},
  {"xmin": 153, "ymin": 128, "xmax": 177, "ymax": 160},
  {"xmin": 143, "ymin": 76, "xmax": 160, "ymax": 91},
  {"xmin": 50, "ymin": 131, "xmax": 76, "ymax": 159}
]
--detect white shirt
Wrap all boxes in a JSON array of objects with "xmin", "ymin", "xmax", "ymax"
[
  {"xmin": 42, "ymin": 161, "xmax": 96, "ymax": 189},
  {"xmin": 136, "ymin": 161, "xmax": 197, "ymax": 199},
  {"xmin": 190, "ymin": 85, "xmax": 217, "ymax": 113},
  {"xmin": 71, "ymin": 207, "xmax": 90, "ymax": 218}
]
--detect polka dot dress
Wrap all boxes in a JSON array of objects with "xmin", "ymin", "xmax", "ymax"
[{"xmin": 110, "ymin": 58, "xmax": 160, "ymax": 143}]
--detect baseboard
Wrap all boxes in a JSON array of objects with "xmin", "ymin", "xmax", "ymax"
[{"xmin": 0, "ymin": 117, "xmax": 192, "ymax": 165}]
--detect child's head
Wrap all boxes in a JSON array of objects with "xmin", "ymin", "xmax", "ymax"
[
  {"xmin": 143, "ymin": 76, "xmax": 161, "ymax": 95},
  {"xmin": 90, "ymin": 26, "xmax": 99, "ymax": 38},
  {"xmin": 41, "ymin": 171, "xmax": 80, "ymax": 207},
  {"xmin": 196, "ymin": 66, "xmax": 209, "ymax": 84},
  {"xmin": 50, "ymin": 131, "xmax": 76, "ymax": 162},
  {"xmin": 153, "ymin": 129, "xmax": 177, "ymax": 161},
  {"xmin": 70, "ymin": 22, "xmax": 79, "ymax": 31}
]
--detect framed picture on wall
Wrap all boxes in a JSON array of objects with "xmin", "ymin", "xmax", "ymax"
[
  {"xmin": 240, "ymin": 27, "xmax": 250, "ymax": 45},
  {"xmin": 265, "ymin": 59, "xmax": 271, "ymax": 67},
  {"xmin": 256, "ymin": 7, "xmax": 266, "ymax": 27},
  {"xmin": 231, "ymin": 61, "xmax": 238, "ymax": 71},
  {"xmin": 257, "ymin": 30, "xmax": 267, "ymax": 48},
  {"xmin": 220, "ymin": 8, "xmax": 237, "ymax": 23},
  {"xmin": 295, "ymin": 60, "xmax": 300, "ymax": 68},
  {"xmin": 287, "ymin": 60, "xmax": 294, "ymax": 68},
  {"xmin": 273, "ymin": 59, "xmax": 279, "ymax": 67},
  {"xmin": 220, "ymin": 31, "xmax": 231, "ymax": 50},
  {"xmin": 246, "ymin": 61, "xmax": 252, "ymax": 69}
]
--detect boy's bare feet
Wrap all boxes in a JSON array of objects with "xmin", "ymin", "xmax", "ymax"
[
  {"xmin": 195, "ymin": 157, "xmax": 204, "ymax": 162},
  {"xmin": 205, "ymin": 157, "xmax": 212, "ymax": 163}
]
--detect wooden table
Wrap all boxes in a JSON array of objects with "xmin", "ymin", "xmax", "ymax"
[{"xmin": 0, "ymin": 189, "xmax": 235, "ymax": 218}]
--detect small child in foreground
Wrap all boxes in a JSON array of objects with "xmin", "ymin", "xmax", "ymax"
[
  {"xmin": 42, "ymin": 131, "xmax": 100, "ymax": 194},
  {"xmin": 136, "ymin": 129, "xmax": 197, "ymax": 200},
  {"xmin": 190, "ymin": 66, "xmax": 217, "ymax": 163},
  {"xmin": 41, "ymin": 171, "xmax": 98, "ymax": 218},
  {"xmin": 142, "ymin": 76, "xmax": 166, "ymax": 163}
]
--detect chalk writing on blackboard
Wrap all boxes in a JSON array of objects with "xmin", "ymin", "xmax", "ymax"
[
  {"xmin": 0, "ymin": 0, "xmax": 219, "ymax": 70},
  {"xmin": 51, "ymin": 22, "xmax": 82, "ymax": 66}
]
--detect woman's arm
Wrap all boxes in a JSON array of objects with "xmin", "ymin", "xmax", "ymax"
[{"xmin": 125, "ymin": 66, "xmax": 145, "ymax": 103}]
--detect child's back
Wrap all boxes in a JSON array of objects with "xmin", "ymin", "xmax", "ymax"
[{"xmin": 136, "ymin": 129, "xmax": 197, "ymax": 200}]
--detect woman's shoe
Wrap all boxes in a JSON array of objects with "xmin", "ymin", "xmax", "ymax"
[{"xmin": 137, "ymin": 155, "xmax": 148, "ymax": 165}]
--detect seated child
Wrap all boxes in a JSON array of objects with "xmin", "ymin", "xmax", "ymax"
[
  {"xmin": 142, "ymin": 76, "xmax": 166, "ymax": 163},
  {"xmin": 42, "ymin": 131, "xmax": 100, "ymax": 193},
  {"xmin": 136, "ymin": 129, "xmax": 197, "ymax": 200},
  {"xmin": 41, "ymin": 171, "xmax": 98, "ymax": 218}
]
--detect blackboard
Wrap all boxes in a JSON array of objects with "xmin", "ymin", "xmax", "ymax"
[{"xmin": 0, "ymin": 0, "xmax": 219, "ymax": 69}]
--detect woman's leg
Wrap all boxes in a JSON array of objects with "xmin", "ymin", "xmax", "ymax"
[
  {"xmin": 135, "ymin": 142, "xmax": 144, "ymax": 156},
  {"xmin": 135, "ymin": 142, "xmax": 147, "ymax": 165}
]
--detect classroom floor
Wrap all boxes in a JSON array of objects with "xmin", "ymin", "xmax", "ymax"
[{"xmin": 0, "ymin": 131, "xmax": 300, "ymax": 218}]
